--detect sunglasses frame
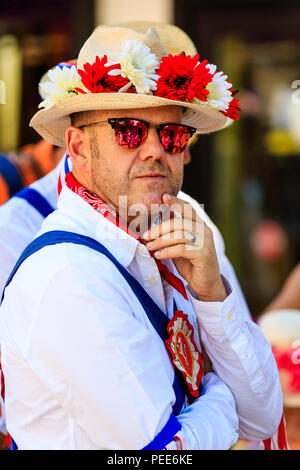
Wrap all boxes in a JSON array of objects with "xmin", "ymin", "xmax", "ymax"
[{"xmin": 78, "ymin": 118, "xmax": 197, "ymax": 154}]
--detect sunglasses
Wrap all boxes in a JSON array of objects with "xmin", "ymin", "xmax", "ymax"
[{"xmin": 79, "ymin": 118, "xmax": 197, "ymax": 154}]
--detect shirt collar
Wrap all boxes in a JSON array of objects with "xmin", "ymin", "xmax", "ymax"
[{"xmin": 56, "ymin": 186, "xmax": 145, "ymax": 267}]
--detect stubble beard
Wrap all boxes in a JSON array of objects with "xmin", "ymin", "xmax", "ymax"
[{"xmin": 89, "ymin": 132, "xmax": 183, "ymax": 228}]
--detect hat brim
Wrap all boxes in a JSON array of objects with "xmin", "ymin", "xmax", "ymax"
[{"xmin": 30, "ymin": 92, "xmax": 228, "ymax": 147}]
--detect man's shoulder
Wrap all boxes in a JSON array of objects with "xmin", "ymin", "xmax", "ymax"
[
  {"xmin": 0, "ymin": 233, "xmax": 132, "ymax": 358},
  {"xmin": 29, "ymin": 164, "xmax": 60, "ymax": 208},
  {"xmin": 0, "ymin": 192, "xmax": 43, "ymax": 232},
  {"xmin": 1, "ymin": 235, "xmax": 125, "ymax": 322}
]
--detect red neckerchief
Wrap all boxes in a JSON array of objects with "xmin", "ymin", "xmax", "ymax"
[{"xmin": 65, "ymin": 172, "xmax": 188, "ymax": 300}]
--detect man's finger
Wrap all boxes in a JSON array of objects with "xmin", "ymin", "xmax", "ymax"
[
  {"xmin": 143, "ymin": 216, "xmax": 204, "ymax": 241},
  {"xmin": 162, "ymin": 193, "xmax": 201, "ymax": 223}
]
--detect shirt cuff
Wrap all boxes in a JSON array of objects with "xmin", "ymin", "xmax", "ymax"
[{"xmin": 187, "ymin": 275, "xmax": 244, "ymax": 336}]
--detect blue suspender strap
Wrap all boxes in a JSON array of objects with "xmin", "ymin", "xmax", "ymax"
[
  {"xmin": 3, "ymin": 230, "xmax": 179, "ymax": 348},
  {"xmin": 1, "ymin": 230, "xmax": 189, "ymax": 449},
  {"xmin": 141, "ymin": 413, "xmax": 181, "ymax": 450},
  {"xmin": 1, "ymin": 230, "xmax": 188, "ymax": 410},
  {"xmin": 10, "ymin": 437, "xmax": 18, "ymax": 450},
  {"xmin": 13, "ymin": 188, "xmax": 54, "ymax": 218}
]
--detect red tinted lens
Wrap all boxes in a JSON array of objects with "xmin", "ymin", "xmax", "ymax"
[
  {"xmin": 160, "ymin": 125, "xmax": 192, "ymax": 154},
  {"xmin": 114, "ymin": 119, "xmax": 148, "ymax": 149}
]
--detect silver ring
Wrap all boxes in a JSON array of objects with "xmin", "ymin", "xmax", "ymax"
[{"xmin": 186, "ymin": 232, "xmax": 197, "ymax": 245}]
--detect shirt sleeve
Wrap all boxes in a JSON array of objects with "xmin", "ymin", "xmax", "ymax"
[
  {"xmin": 167, "ymin": 372, "xmax": 239, "ymax": 450},
  {"xmin": 218, "ymin": 253, "xmax": 253, "ymax": 322},
  {"xmin": 177, "ymin": 193, "xmax": 283, "ymax": 440},
  {"xmin": 188, "ymin": 278, "xmax": 283, "ymax": 441},
  {"xmin": 24, "ymin": 262, "xmax": 239, "ymax": 450}
]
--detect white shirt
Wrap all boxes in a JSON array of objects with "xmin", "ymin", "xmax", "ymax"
[
  {"xmin": 0, "ymin": 186, "xmax": 282, "ymax": 449},
  {"xmin": 0, "ymin": 160, "xmax": 62, "ymax": 299}
]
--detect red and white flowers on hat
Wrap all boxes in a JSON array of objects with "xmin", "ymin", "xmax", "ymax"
[
  {"xmin": 77, "ymin": 55, "xmax": 129, "ymax": 94},
  {"xmin": 38, "ymin": 39, "xmax": 240, "ymax": 120},
  {"xmin": 38, "ymin": 65, "xmax": 85, "ymax": 109},
  {"xmin": 154, "ymin": 53, "xmax": 213, "ymax": 103},
  {"xmin": 106, "ymin": 40, "xmax": 159, "ymax": 94}
]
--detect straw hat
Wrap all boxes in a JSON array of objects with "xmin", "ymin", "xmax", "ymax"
[
  {"xmin": 108, "ymin": 21, "xmax": 198, "ymax": 56},
  {"xmin": 259, "ymin": 309, "xmax": 300, "ymax": 407},
  {"xmin": 38, "ymin": 22, "xmax": 198, "ymax": 99},
  {"xmin": 31, "ymin": 24, "xmax": 239, "ymax": 147}
]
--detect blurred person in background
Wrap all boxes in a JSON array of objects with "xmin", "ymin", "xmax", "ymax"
[
  {"xmin": 0, "ymin": 140, "xmax": 64, "ymax": 447},
  {"xmin": 0, "ymin": 140, "xmax": 64, "ymax": 205},
  {"xmin": 0, "ymin": 143, "xmax": 67, "ymax": 447},
  {"xmin": 262, "ymin": 263, "xmax": 300, "ymax": 313},
  {"xmin": 0, "ymin": 149, "xmax": 68, "ymax": 301},
  {"xmin": 259, "ymin": 310, "xmax": 300, "ymax": 450},
  {"xmin": 257, "ymin": 264, "xmax": 300, "ymax": 450}
]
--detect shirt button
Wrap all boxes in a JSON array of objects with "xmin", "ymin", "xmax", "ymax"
[
  {"xmin": 226, "ymin": 312, "xmax": 233, "ymax": 321},
  {"xmin": 136, "ymin": 245, "xmax": 143, "ymax": 253},
  {"xmin": 148, "ymin": 276, "xmax": 156, "ymax": 284}
]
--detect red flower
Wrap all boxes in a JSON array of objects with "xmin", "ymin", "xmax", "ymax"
[
  {"xmin": 220, "ymin": 89, "xmax": 240, "ymax": 120},
  {"xmin": 76, "ymin": 55, "xmax": 131, "ymax": 94},
  {"xmin": 154, "ymin": 52, "xmax": 213, "ymax": 103}
]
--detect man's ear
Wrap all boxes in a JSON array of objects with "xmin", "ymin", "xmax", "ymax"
[
  {"xmin": 183, "ymin": 148, "xmax": 191, "ymax": 165},
  {"xmin": 65, "ymin": 126, "xmax": 90, "ymax": 174}
]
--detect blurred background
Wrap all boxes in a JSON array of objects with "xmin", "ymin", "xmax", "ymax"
[{"xmin": 0, "ymin": 0, "xmax": 299, "ymax": 317}]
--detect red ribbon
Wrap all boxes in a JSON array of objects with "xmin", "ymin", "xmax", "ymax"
[{"xmin": 263, "ymin": 414, "xmax": 289, "ymax": 450}]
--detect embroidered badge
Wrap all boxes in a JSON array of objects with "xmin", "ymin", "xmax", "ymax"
[{"xmin": 165, "ymin": 310, "xmax": 203, "ymax": 397}]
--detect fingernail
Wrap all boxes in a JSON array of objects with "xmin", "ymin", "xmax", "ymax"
[
  {"xmin": 143, "ymin": 231, "xmax": 150, "ymax": 239},
  {"xmin": 164, "ymin": 193, "xmax": 172, "ymax": 202}
]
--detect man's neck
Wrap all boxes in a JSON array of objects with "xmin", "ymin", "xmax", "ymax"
[{"xmin": 70, "ymin": 170, "xmax": 155, "ymax": 236}]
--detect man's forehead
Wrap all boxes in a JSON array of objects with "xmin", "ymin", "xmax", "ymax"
[{"xmin": 78, "ymin": 106, "xmax": 183, "ymax": 125}]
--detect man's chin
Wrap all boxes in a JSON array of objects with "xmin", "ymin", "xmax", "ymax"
[{"xmin": 133, "ymin": 192, "xmax": 168, "ymax": 210}]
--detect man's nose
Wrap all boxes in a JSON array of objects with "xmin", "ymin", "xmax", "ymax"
[{"xmin": 138, "ymin": 127, "xmax": 165, "ymax": 161}]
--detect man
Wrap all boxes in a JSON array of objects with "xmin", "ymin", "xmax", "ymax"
[
  {"xmin": 0, "ymin": 155, "xmax": 68, "ymax": 300},
  {"xmin": 0, "ymin": 22, "xmax": 227, "ymax": 441},
  {"xmin": 0, "ymin": 25, "xmax": 283, "ymax": 449},
  {"xmin": 259, "ymin": 310, "xmax": 300, "ymax": 450}
]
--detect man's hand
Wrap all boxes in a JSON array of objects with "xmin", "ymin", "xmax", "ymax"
[{"xmin": 142, "ymin": 193, "xmax": 228, "ymax": 303}]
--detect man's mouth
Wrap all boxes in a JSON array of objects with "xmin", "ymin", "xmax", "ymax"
[{"xmin": 136, "ymin": 173, "xmax": 166, "ymax": 179}]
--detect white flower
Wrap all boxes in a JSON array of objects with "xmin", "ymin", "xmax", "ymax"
[
  {"xmin": 107, "ymin": 40, "xmax": 159, "ymax": 94},
  {"xmin": 193, "ymin": 63, "xmax": 232, "ymax": 111},
  {"xmin": 205, "ymin": 63, "xmax": 233, "ymax": 110},
  {"xmin": 38, "ymin": 65, "xmax": 85, "ymax": 109}
]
